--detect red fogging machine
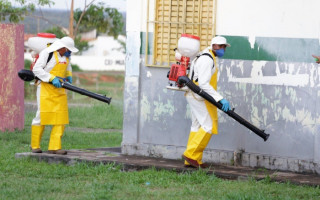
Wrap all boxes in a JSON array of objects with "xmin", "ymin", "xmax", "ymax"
[
  {"xmin": 167, "ymin": 34, "xmax": 269, "ymax": 141},
  {"xmin": 167, "ymin": 34, "xmax": 200, "ymax": 90}
]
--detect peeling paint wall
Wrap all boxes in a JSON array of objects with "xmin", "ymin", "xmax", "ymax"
[
  {"xmin": 123, "ymin": 0, "xmax": 320, "ymax": 173},
  {"xmin": 0, "ymin": 24, "xmax": 24, "ymax": 132},
  {"xmin": 218, "ymin": 60, "xmax": 319, "ymax": 158}
]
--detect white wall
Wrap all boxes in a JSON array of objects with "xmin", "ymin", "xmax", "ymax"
[
  {"xmin": 71, "ymin": 55, "xmax": 125, "ymax": 71},
  {"xmin": 217, "ymin": 0, "xmax": 320, "ymax": 39}
]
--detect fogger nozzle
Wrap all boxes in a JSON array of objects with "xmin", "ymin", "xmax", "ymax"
[
  {"xmin": 178, "ymin": 76, "xmax": 270, "ymax": 141},
  {"xmin": 18, "ymin": 69, "xmax": 112, "ymax": 105}
]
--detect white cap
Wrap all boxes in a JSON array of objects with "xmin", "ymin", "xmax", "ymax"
[
  {"xmin": 211, "ymin": 36, "xmax": 231, "ymax": 47},
  {"xmin": 47, "ymin": 36, "xmax": 79, "ymax": 53}
]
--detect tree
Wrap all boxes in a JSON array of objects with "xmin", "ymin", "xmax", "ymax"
[
  {"xmin": 0, "ymin": 0, "xmax": 54, "ymax": 23},
  {"xmin": 44, "ymin": 26, "xmax": 66, "ymax": 39},
  {"xmin": 73, "ymin": 2, "xmax": 124, "ymax": 39},
  {"xmin": 44, "ymin": 26, "xmax": 90, "ymax": 54},
  {"xmin": 36, "ymin": 1, "xmax": 124, "ymax": 54},
  {"xmin": 1, "ymin": 0, "xmax": 124, "ymax": 54}
]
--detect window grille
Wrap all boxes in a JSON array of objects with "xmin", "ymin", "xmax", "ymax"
[{"xmin": 145, "ymin": 0, "xmax": 216, "ymax": 67}]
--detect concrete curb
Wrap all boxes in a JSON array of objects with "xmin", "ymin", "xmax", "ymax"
[{"xmin": 15, "ymin": 147, "xmax": 320, "ymax": 187}]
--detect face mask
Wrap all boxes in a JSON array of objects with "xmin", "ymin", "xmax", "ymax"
[
  {"xmin": 215, "ymin": 48, "xmax": 225, "ymax": 57},
  {"xmin": 64, "ymin": 51, "xmax": 71, "ymax": 57}
]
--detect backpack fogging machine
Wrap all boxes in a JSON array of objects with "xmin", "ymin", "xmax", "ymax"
[
  {"xmin": 18, "ymin": 33, "xmax": 111, "ymax": 104},
  {"xmin": 166, "ymin": 34, "xmax": 269, "ymax": 141}
]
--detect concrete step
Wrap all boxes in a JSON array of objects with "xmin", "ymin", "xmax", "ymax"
[{"xmin": 15, "ymin": 147, "xmax": 320, "ymax": 187}]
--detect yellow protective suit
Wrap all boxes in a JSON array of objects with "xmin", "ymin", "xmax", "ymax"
[
  {"xmin": 31, "ymin": 51, "xmax": 70, "ymax": 151},
  {"xmin": 40, "ymin": 51, "xmax": 69, "ymax": 125},
  {"xmin": 183, "ymin": 48, "xmax": 222, "ymax": 165}
]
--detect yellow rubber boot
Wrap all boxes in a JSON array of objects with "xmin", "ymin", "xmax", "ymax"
[
  {"xmin": 196, "ymin": 132, "xmax": 212, "ymax": 165},
  {"xmin": 48, "ymin": 125, "xmax": 65, "ymax": 150},
  {"xmin": 183, "ymin": 127, "xmax": 212, "ymax": 165},
  {"xmin": 31, "ymin": 125, "xmax": 45, "ymax": 150},
  {"xmin": 184, "ymin": 131, "xmax": 196, "ymax": 165}
]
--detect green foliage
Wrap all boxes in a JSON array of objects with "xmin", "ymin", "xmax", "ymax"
[
  {"xmin": 74, "ymin": 2, "xmax": 124, "ymax": 38},
  {"xmin": 24, "ymin": 59, "xmax": 32, "ymax": 70},
  {"xmin": 0, "ymin": 0, "xmax": 53, "ymax": 23},
  {"xmin": 44, "ymin": 27, "xmax": 89, "ymax": 54},
  {"xmin": 74, "ymin": 35, "xmax": 90, "ymax": 54},
  {"xmin": 71, "ymin": 64, "xmax": 82, "ymax": 72},
  {"xmin": 44, "ymin": 26, "xmax": 66, "ymax": 38}
]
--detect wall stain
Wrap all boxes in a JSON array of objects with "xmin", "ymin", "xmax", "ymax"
[
  {"xmin": 220, "ymin": 59, "xmax": 319, "ymax": 136},
  {"xmin": 141, "ymin": 95, "xmax": 151, "ymax": 122},
  {"xmin": 153, "ymin": 99, "xmax": 174, "ymax": 121},
  {"xmin": 0, "ymin": 24, "xmax": 24, "ymax": 131}
]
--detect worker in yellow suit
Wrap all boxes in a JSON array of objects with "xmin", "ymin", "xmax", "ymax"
[
  {"xmin": 182, "ymin": 36, "xmax": 231, "ymax": 168},
  {"xmin": 31, "ymin": 36, "xmax": 78, "ymax": 155}
]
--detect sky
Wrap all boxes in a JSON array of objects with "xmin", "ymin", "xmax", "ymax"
[{"xmin": 10, "ymin": 0, "xmax": 126, "ymax": 12}]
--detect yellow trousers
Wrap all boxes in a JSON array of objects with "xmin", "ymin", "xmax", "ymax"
[
  {"xmin": 183, "ymin": 127, "xmax": 212, "ymax": 165},
  {"xmin": 31, "ymin": 125, "xmax": 65, "ymax": 150},
  {"xmin": 31, "ymin": 125, "xmax": 45, "ymax": 149},
  {"xmin": 48, "ymin": 125, "xmax": 65, "ymax": 150}
]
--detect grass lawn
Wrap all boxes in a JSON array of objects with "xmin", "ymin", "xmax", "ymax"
[
  {"xmin": 1, "ymin": 125, "xmax": 320, "ymax": 200},
  {"xmin": 1, "ymin": 72, "xmax": 320, "ymax": 199}
]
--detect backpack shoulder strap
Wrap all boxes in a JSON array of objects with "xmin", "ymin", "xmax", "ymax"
[
  {"xmin": 201, "ymin": 53, "xmax": 213, "ymax": 60},
  {"xmin": 191, "ymin": 53, "xmax": 214, "ymax": 81},
  {"xmin": 46, "ymin": 52, "xmax": 53, "ymax": 64}
]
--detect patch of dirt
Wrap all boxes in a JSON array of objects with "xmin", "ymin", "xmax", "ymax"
[
  {"xmin": 99, "ymin": 75, "xmax": 117, "ymax": 82},
  {"xmin": 73, "ymin": 72, "xmax": 122, "ymax": 84}
]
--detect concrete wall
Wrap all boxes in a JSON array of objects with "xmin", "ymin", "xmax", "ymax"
[
  {"xmin": 122, "ymin": 0, "xmax": 320, "ymax": 174},
  {"xmin": 0, "ymin": 24, "xmax": 25, "ymax": 132}
]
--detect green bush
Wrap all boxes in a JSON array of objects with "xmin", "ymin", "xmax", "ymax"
[
  {"xmin": 71, "ymin": 64, "xmax": 82, "ymax": 72},
  {"xmin": 24, "ymin": 59, "xmax": 32, "ymax": 70},
  {"xmin": 44, "ymin": 27, "xmax": 89, "ymax": 54}
]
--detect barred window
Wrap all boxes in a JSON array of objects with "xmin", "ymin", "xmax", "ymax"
[{"xmin": 145, "ymin": 0, "xmax": 216, "ymax": 67}]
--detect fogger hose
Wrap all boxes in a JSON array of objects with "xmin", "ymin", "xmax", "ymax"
[
  {"xmin": 178, "ymin": 76, "xmax": 270, "ymax": 141},
  {"xmin": 61, "ymin": 82, "xmax": 111, "ymax": 104},
  {"xmin": 17, "ymin": 69, "xmax": 111, "ymax": 104}
]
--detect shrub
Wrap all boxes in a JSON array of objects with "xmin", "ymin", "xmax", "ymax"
[
  {"xmin": 72, "ymin": 64, "xmax": 82, "ymax": 72},
  {"xmin": 24, "ymin": 59, "xmax": 32, "ymax": 70}
]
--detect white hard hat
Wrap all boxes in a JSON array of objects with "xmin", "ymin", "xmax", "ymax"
[
  {"xmin": 60, "ymin": 36, "xmax": 79, "ymax": 52},
  {"xmin": 211, "ymin": 36, "xmax": 231, "ymax": 47}
]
